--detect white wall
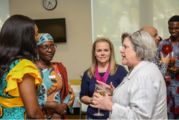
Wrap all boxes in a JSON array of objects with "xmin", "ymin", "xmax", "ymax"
[
  {"xmin": 0, "ymin": 0, "xmax": 9, "ymax": 30},
  {"xmin": 9, "ymin": 0, "xmax": 92, "ymax": 79}
]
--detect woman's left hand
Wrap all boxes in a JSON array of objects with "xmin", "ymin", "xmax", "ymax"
[
  {"xmin": 96, "ymin": 81, "xmax": 115, "ymax": 96},
  {"xmin": 90, "ymin": 93, "xmax": 114, "ymax": 111},
  {"xmin": 49, "ymin": 112, "xmax": 62, "ymax": 119}
]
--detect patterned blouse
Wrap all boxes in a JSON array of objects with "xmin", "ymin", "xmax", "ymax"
[
  {"xmin": 158, "ymin": 38, "xmax": 179, "ymax": 118},
  {"xmin": 0, "ymin": 59, "xmax": 42, "ymax": 119},
  {"xmin": 38, "ymin": 65, "xmax": 75, "ymax": 118},
  {"xmin": 151, "ymin": 51, "xmax": 168, "ymax": 78}
]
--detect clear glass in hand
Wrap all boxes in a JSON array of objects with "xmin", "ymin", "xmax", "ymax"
[
  {"xmin": 158, "ymin": 52, "xmax": 162, "ymax": 66},
  {"xmin": 168, "ymin": 51, "xmax": 176, "ymax": 68},
  {"xmin": 93, "ymin": 84, "xmax": 106, "ymax": 116}
]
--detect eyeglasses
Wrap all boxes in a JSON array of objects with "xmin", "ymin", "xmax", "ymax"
[
  {"xmin": 134, "ymin": 30, "xmax": 141, "ymax": 36},
  {"xmin": 38, "ymin": 44, "xmax": 57, "ymax": 51}
]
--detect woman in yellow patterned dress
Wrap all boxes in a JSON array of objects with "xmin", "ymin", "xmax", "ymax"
[
  {"xmin": 35, "ymin": 33, "xmax": 75, "ymax": 119},
  {"xmin": 0, "ymin": 15, "xmax": 44, "ymax": 119}
]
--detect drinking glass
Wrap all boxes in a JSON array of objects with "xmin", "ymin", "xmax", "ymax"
[
  {"xmin": 158, "ymin": 52, "xmax": 162, "ymax": 64},
  {"xmin": 93, "ymin": 84, "xmax": 106, "ymax": 116},
  {"xmin": 168, "ymin": 51, "xmax": 176, "ymax": 68}
]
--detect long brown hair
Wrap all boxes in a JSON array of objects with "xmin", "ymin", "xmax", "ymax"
[{"xmin": 87, "ymin": 37, "xmax": 118, "ymax": 79}]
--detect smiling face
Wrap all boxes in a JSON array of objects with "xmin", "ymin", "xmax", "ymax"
[
  {"xmin": 38, "ymin": 41, "xmax": 56, "ymax": 62},
  {"xmin": 94, "ymin": 41, "xmax": 111, "ymax": 65},
  {"xmin": 120, "ymin": 37, "xmax": 141, "ymax": 68},
  {"xmin": 168, "ymin": 22, "xmax": 179, "ymax": 39}
]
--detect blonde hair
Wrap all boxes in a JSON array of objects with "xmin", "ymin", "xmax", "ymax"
[{"xmin": 87, "ymin": 37, "xmax": 118, "ymax": 79}]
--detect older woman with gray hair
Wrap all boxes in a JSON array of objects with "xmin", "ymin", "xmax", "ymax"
[{"xmin": 90, "ymin": 31, "xmax": 167, "ymax": 119}]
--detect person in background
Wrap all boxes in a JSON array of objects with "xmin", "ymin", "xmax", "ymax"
[
  {"xmin": 0, "ymin": 15, "xmax": 43, "ymax": 119},
  {"xmin": 159, "ymin": 36, "xmax": 163, "ymax": 43},
  {"xmin": 35, "ymin": 33, "xmax": 75, "ymax": 119},
  {"xmin": 80, "ymin": 37, "xmax": 128, "ymax": 119},
  {"xmin": 158, "ymin": 15, "xmax": 179, "ymax": 119},
  {"xmin": 140, "ymin": 26, "xmax": 160, "ymax": 47},
  {"xmin": 140, "ymin": 26, "xmax": 170, "ymax": 77},
  {"xmin": 90, "ymin": 31, "xmax": 167, "ymax": 119}
]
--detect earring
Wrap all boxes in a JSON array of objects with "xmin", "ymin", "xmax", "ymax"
[
  {"xmin": 35, "ymin": 53, "xmax": 39, "ymax": 61},
  {"xmin": 37, "ymin": 53, "xmax": 39, "ymax": 60}
]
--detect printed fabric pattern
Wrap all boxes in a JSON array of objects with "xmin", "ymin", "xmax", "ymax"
[
  {"xmin": 38, "ymin": 62, "xmax": 75, "ymax": 119},
  {"xmin": 151, "ymin": 51, "xmax": 168, "ymax": 78},
  {"xmin": 158, "ymin": 38, "xmax": 179, "ymax": 119},
  {"xmin": 0, "ymin": 59, "xmax": 42, "ymax": 119}
]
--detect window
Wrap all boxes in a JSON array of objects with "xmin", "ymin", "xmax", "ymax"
[{"xmin": 91, "ymin": 0, "xmax": 179, "ymax": 70}]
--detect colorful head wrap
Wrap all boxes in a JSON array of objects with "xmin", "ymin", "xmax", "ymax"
[{"xmin": 37, "ymin": 33, "xmax": 54, "ymax": 46}]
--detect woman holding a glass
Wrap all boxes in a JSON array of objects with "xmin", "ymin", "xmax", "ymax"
[
  {"xmin": 90, "ymin": 31, "xmax": 167, "ymax": 119},
  {"xmin": 80, "ymin": 37, "xmax": 127, "ymax": 119}
]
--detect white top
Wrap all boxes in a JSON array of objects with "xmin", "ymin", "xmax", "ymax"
[{"xmin": 110, "ymin": 61, "xmax": 167, "ymax": 120}]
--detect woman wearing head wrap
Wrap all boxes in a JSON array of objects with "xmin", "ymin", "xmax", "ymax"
[{"xmin": 35, "ymin": 33, "xmax": 75, "ymax": 119}]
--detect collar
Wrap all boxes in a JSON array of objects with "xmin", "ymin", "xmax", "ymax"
[
  {"xmin": 115, "ymin": 61, "xmax": 150, "ymax": 89},
  {"xmin": 127, "ymin": 61, "xmax": 150, "ymax": 80}
]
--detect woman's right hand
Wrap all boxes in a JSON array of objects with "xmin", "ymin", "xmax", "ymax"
[
  {"xmin": 96, "ymin": 80, "xmax": 115, "ymax": 96},
  {"xmin": 49, "ymin": 112, "xmax": 62, "ymax": 119},
  {"xmin": 90, "ymin": 93, "xmax": 114, "ymax": 111},
  {"xmin": 54, "ymin": 103, "xmax": 67, "ymax": 115}
]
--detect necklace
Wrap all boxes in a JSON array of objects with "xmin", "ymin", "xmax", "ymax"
[{"xmin": 95, "ymin": 63, "xmax": 110, "ymax": 83}]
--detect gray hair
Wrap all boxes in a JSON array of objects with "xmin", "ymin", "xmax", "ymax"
[{"xmin": 121, "ymin": 31, "xmax": 157, "ymax": 61}]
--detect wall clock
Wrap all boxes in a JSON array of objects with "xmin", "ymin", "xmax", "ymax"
[{"xmin": 43, "ymin": 0, "xmax": 57, "ymax": 10}]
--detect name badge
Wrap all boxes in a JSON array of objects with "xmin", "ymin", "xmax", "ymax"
[
  {"xmin": 49, "ymin": 75, "xmax": 56, "ymax": 78},
  {"xmin": 42, "ymin": 69, "xmax": 47, "ymax": 73}
]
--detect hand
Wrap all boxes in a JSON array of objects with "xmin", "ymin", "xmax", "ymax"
[
  {"xmin": 90, "ymin": 93, "xmax": 114, "ymax": 111},
  {"xmin": 161, "ymin": 53, "xmax": 170, "ymax": 65},
  {"xmin": 54, "ymin": 103, "xmax": 67, "ymax": 115},
  {"xmin": 96, "ymin": 80, "xmax": 115, "ymax": 96},
  {"xmin": 159, "ymin": 62, "xmax": 162, "ymax": 66},
  {"xmin": 61, "ymin": 103, "xmax": 67, "ymax": 111},
  {"xmin": 168, "ymin": 66, "xmax": 179, "ymax": 74},
  {"xmin": 49, "ymin": 113, "xmax": 62, "ymax": 119}
]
